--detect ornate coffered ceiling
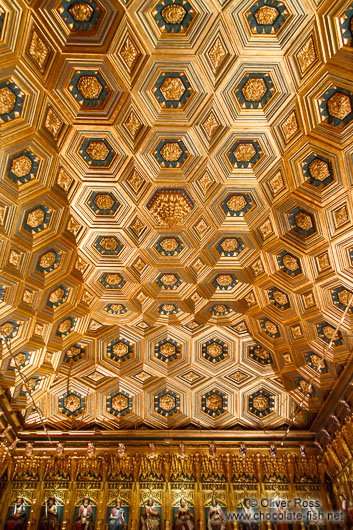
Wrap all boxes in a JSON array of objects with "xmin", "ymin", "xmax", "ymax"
[{"xmin": 0, "ymin": 0, "xmax": 353, "ymax": 437}]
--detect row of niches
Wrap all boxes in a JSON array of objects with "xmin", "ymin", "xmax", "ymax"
[
  {"xmin": 2, "ymin": 483, "xmax": 325, "ymax": 530},
  {"xmin": 0, "ymin": 451, "xmax": 325, "ymax": 530}
]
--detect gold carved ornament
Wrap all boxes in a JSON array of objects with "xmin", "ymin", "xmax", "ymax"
[
  {"xmin": 65, "ymin": 346, "xmax": 81, "ymax": 358},
  {"xmin": 308, "ymin": 159, "xmax": 330, "ymax": 181},
  {"xmin": 233, "ymin": 143, "xmax": 256, "ymax": 162},
  {"xmin": 159, "ymin": 342, "xmax": 176, "ymax": 357},
  {"xmin": 205, "ymin": 394, "xmax": 223, "ymax": 411},
  {"xmin": 68, "ymin": 2, "xmax": 93, "ymax": 21},
  {"xmin": 160, "ymin": 238, "xmax": 179, "ymax": 252},
  {"xmin": 161, "ymin": 304, "xmax": 176, "ymax": 312},
  {"xmin": 58, "ymin": 319, "xmax": 72, "ymax": 334},
  {"xmin": 253, "ymin": 6, "xmax": 279, "ymax": 25},
  {"xmin": 99, "ymin": 237, "xmax": 120, "ymax": 251},
  {"xmin": 26, "ymin": 208, "xmax": 45, "ymax": 228},
  {"xmin": 111, "ymin": 394, "xmax": 128, "ymax": 411},
  {"xmin": 254, "ymin": 347, "xmax": 270, "ymax": 360},
  {"xmin": 309, "ymin": 354, "xmax": 322, "ymax": 368},
  {"xmin": 322, "ymin": 325, "xmax": 337, "ymax": 340},
  {"xmin": 264, "ymin": 320, "xmax": 278, "ymax": 335},
  {"xmin": 10, "ymin": 353, "xmax": 27, "ymax": 367},
  {"xmin": 327, "ymin": 92, "xmax": 352, "ymax": 120},
  {"xmin": 282, "ymin": 112, "xmax": 298, "ymax": 140},
  {"xmin": 226, "ymin": 194, "xmax": 247, "ymax": 211},
  {"xmin": 160, "ymin": 274, "xmax": 177, "ymax": 286},
  {"xmin": 282, "ymin": 254, "xmax": 299, "ymax": 271},
  {"xmin": 272, "ymin": 291, "xmax": 288, "ymax": 305},
  {"xmin": 10, "ymin": 156, "xmax": 32, "ymax": 178},
  {"xmin": 159, "ymin": 394, "xmax": 176, "ymax": 411},
  {"xmin": 93, "ymin": 194, "xmax": 115, "ymax": 210},
  {"xmin": 337, "ymin": 289, "xmax": 352, "ymax": 306},
  {"xmin": 208, "ymin": 38, "xmax": 226, "ymax": 71},
  {"xmin": 77, "ymin": 76, "xmax": 103, "ymax": 99},
  {"xmin": 0, "ymin": 87, "xmax": 16, "ymax": 115},
  {"xmin": 120, "ymin": 37, "xmax": 140, "ymax": 71},
  {"xmin": 49, "ymin": 287, "xmax": 65, "ymax": 304},
  {"xmin": 64, "ymin": 394, "xmax": 81, "ymax": 412},
  {"xmin": 202, "ymin": 112, "xmax": 219, "ymax": 137},
  {"xmin": 124, "ymin": 111, "xmax": 142, "ymax": 139},
  {"xmin": 112, "ymin": 342, "xmax": 129, "ymax": 357},
  {"xmin": 220, "ymin": 238, "xmax": 239, "ymax": 252},
  {"xmin": 109, "ymin": 304, "xmax": 125, "ymax": 312},
  {"xmin": 39, "ymin": 251, "xmax": 57, "ymax": 269},
  {"xmin": 86, "ymin": 141, "xmax": 109, "ymax": 160},
  {"xmin": 294, "ymin": 211, "xmax": 313, "ymax": 231},
  {"xmin": 242, "ymin": 78, "xmax": 267, "ymax": 101},
  {"xmin": 299, "ymin": 380, "xmax": 311, "ymax": 394},
  {"xmin": 0, "ymin": 322, "xmax": 15, "ymax": 337},
  {"xmin": 216, "ymin": 274, "xmax": 233, "ymax": 287},
  {"xmin": 206, "ymin": 342, "xmax": 223, "ymax": 358},
  {"xmin": 130, "ymin": 217, "xmax": 145, "ymax": 235},
  {"xmin": 148, "ymin": 191, "xmax": 192, "ymax": 226},
  {"xmin": 269, "ymin": 171, "xmax": 284, "ymax": 194},
  {"xmin": 28, "ymin": 31, "xmax": 49, "ymax": 69},
  {"xmin": 252, "ymin": 395, "xmax": 269, "ymax": 411},
  {"xmin": 161, "ymin": 4, "xmax": 186, "ymax": 24},
  {"xmin": 159, "ymin": 77, "xmax": 185, "ymax": 101},
  {"xmin": 297, "ymin": 36, "xmax": 316, "ymax": 74},
  {"xmin": 127, "ymin": 170, "xmax": 144, "ymax": 193},
  {"xmin": 159, "ymin": 142, "xmax": 183, "ymax": 162},
  {"xmin": 45, "ymin": 108, "xmax": 63, "ymax": 138},
  {"xmin": 212, "ymin": 304, "xmax": 227, "ymax": 313},
  {"xmin": 57, "ymin": 168, "xmax": 72, "ymax": 191}
]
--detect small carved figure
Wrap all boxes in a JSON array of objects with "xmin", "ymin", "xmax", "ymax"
[
  {"xmin": 56, "ymin": 442, "xmax": 64, "ymax": 456},
  {"xmin": 75, "ymin": 497, "xmax": 93, "ymax": 530},
  {"xmin": 207, "ymin": 496, "xmax": 226, "ymax": 530},
  {"xmin": 5, "ymin": 498, "xmax": 27, "ymax": 530},
  {"xmin": 117, "ymin": 443, "xmax": 126, "ymax": 457},
  {"xmin": 40, "ymin": 497, "xmax": 58, "ymax": 530},
  {"xmin": 240, "ymin": 498, "xmax": 258, "ymax": 530},
  {"xmin": 240, "ymin": 443, "xmax": 247, "ymax": 457},
  {"xmin": 269, "ymin": 444, "xmax": 277, "ymax": 457},
  {"xmin": 141, "ymin": 498, "xmax": 160, "ymax": 530},
  {"xmin": 178, "ymin": 443, "xmax": 185, "ymax": 457},
  {"xmin": 174, "ymin": 498, "xmax": 194, "ymax": 530},
  {"xmin": 209, "ymin": 443, "xmax": 216, "ymax": 457},
  {"xmin": 109, "ymin": 500, "xmax": 125, "ymax": 530},
  {"xmin": 87, "ymin": 443, "xmax": 95, "ymax": 457}
]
